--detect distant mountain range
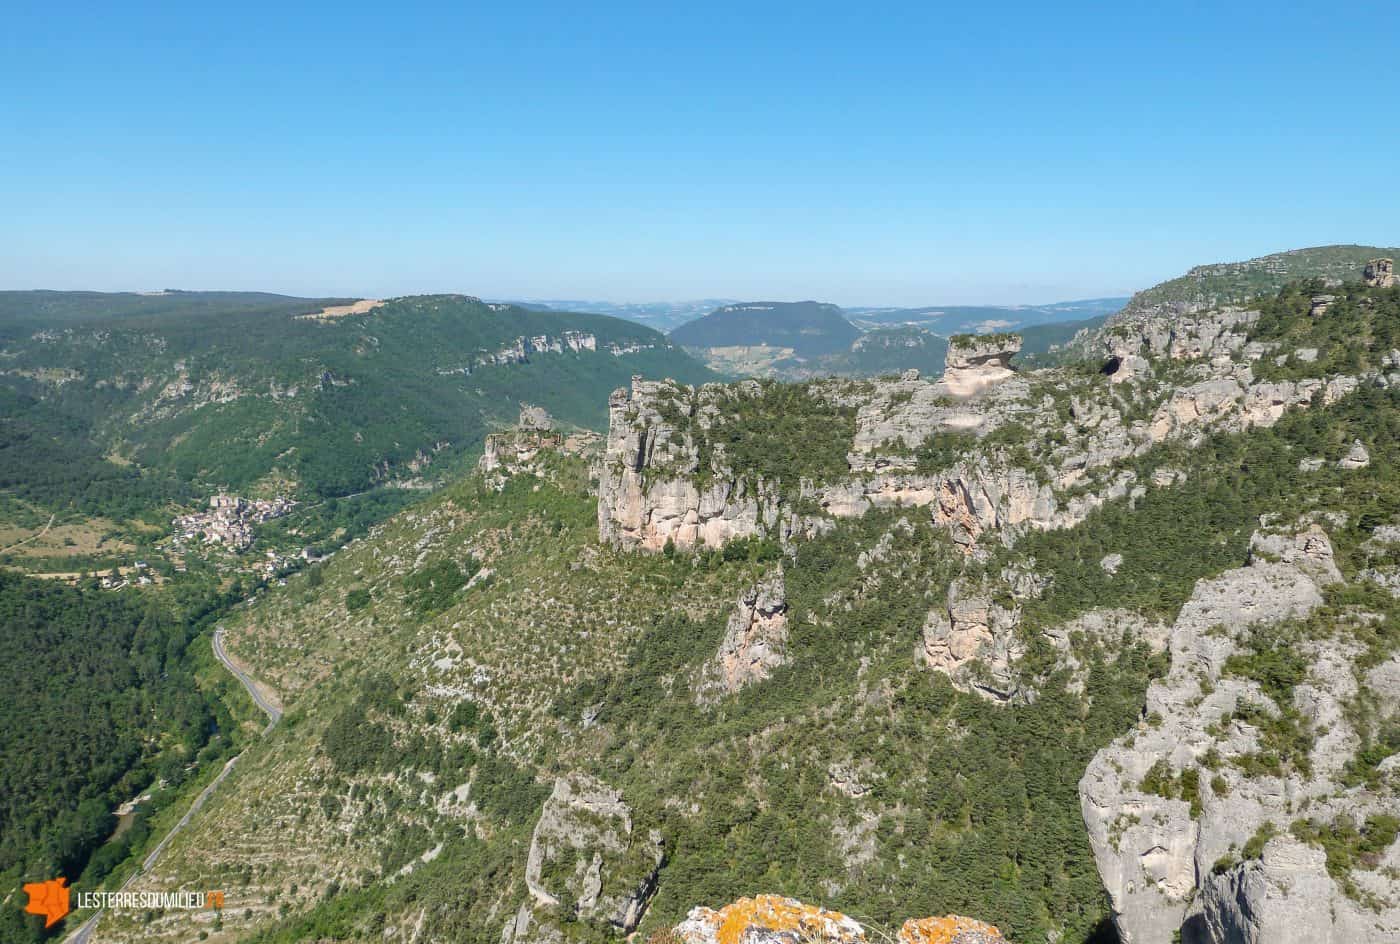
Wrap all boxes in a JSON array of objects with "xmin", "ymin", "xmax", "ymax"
[
  {"xmin": 506, "ymin": 295, "xmax": 1130, "ymax": 338},
  {"xmin": 845, "ymin": 297, "xmax": 1128, "ymax": 333},
  {"xmin": 669, "ymin": 301, "xmax": 862, "ymax": 358},
  {"xmin": 661, "ymin": 296, "xmax": 1130, "ymax": 379}
]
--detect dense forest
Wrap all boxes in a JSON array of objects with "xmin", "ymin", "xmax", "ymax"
[{"xmin": 0, "ymin": 574, "xmax": 230, "ymax": 942}]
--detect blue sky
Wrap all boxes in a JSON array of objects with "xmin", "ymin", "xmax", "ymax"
[{"xmin": 3, "ymin": 1, "xmax": 1396, "ymax": 305}]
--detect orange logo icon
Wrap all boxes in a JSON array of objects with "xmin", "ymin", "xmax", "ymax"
[{"xmin": 23, "ymin": 876, "xmax": 71, "ymax": 928}]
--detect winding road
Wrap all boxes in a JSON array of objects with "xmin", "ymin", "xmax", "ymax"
[
  {"xmin": 64, "ymin": 628, "xmax": 279, "ymax": 944},
  {"xmin": 212, "ymin": 627, "xmax": 282, "ymax": 731}
]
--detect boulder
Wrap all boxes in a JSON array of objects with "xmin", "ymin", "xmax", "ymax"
[
  {"xmin": 672, "ymin": 899, "xmax": 1010, "ymax": 944},
  {"xmin": 898, "ymin": 916, "xmax": 1006, "ymax": 944},
  {"xmin": 675, "ymin": 895, "xmax": 865, "ymax": 944}
]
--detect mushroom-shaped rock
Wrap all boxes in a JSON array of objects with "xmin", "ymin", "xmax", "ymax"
[
  {"xmin": 898, "ymin": 915, "xmax": 1006, "ymax": 944},
  {"xmin": 942, "ymin": 334, "xmax": 1021, "ymax": 396},
  {"xmin": 675, "ymin": 895, "xmax": 865, "ymax": 944}
]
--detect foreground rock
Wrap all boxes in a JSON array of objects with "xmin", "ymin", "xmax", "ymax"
[
  {"xmin": 671, "ymin": 895, "xmax": 1006, "ymax": 944},
  {"xmin": 1079, "ymin": 526, "xmax": 1400, "ymax": 943},
  {"xmin": 899, "ymin": 915, "xmax": 1006, "ymax": 944},
  {"xmin": 505, "ymin": 774, "xmax": 664, "ymax": 941}
]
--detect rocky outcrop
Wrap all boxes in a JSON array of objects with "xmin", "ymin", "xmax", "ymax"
[
  {"xmin": 1192, "ymin": 832, "xmax": 1397, "ymax": 944},
  {"xmin": 597, "ymin": 378, "xmax": 780, "ymax": 550},
  {"xmin": 1040, "ymin": 609, "xmax": 1170, "ymax": 695},
  {"xmin": 695, "ymin": 571, "xmax": 789, "ymax": 703},
  {"xmin": 507, "ymin": 774, "xmax": 663, "ymax": 940},
  {"xmin": 1337, "ymin": 439, "xmax": 1371, "ymax": 470},
  {"xmin": 673, "ymin": 896, "xmax": 1007, "ymax": 944},
  {"xmin": 816, "ymin": 458, "xmax": 1060, "ymax": 549},
  {"xmin": 676, "ymin": 896, "xmax": 865, "ymax": 944},
  {"xmin": 921, "ymin": 579, "xmax": 1023, "ymax": 701},
  {"xmin": 598, "ymin": 292, "xmax": 1366, "ymax": 557},
  {"xmin": 1079, "ymin": 526, "xmax": 1400, "ymax": 943},
  {"xmin": 1365, "ymin": 258, "xmax": 1395, "ymax": 288},
  {"xmin": 480, "ymin": 406, "xmax": 598, "ymax": 483},
  {"xmin": 847, "ymin": 373, "xmax": 991, "ymax": 471},
  {"xmin": 942, "ymin": 335, "xmax": 1022, "ymax": 397}
]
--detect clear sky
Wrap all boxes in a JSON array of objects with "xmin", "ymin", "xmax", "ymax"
[{"xmin": 3, "ymin": 1, "xmax": 1396, "ymax": 306}]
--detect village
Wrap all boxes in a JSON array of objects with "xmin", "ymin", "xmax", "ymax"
[{"xmin": 172, "ymin": 494, "xmax": 296, "ymax": 552}]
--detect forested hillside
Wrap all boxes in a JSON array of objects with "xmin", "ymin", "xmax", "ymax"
[
  {"xmin": 0, "ymin": 292, "xmax": 713, "ymax": 575},
  {"xmin": 1105, "ymin": 244, "xmax": 1398, "ymax": 325},
  {"xmin": 0, "ymin": 574, "xmax": 247, "ymax": 943}
]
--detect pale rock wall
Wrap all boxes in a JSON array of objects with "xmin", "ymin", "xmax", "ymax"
[
  {"xmin": 920, "ymin": 579, "xmax": 1023, "ymax": 701},
  {"xmin": 507, "ymin": 774, "xmax": 664, "ymax": 941},
  {"xmin": 695, "ymin": 570, "xmax": 789, "ymax": 703},
  {"xmin": 1078, "ymin": 527, "xmax": 1400, "ymax": 944}
]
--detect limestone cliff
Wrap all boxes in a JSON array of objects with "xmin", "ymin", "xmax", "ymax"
[
  {"xmin": 1079, "ymin": 527, "xmax": 1400, "ymax": 943},
  {"xmin": 599, "ymin": 287, "xmax": 1368, "ymax": 557},
  {"xmin": 920, "ymin": 578, "xmax": 1023, "ymax": 701}
]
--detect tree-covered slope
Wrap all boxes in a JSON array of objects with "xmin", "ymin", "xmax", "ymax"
[
  {"xmin": 0, "ymin": 573, "xmax": 254, "ymax": 944},
  {"xmin": 0, "ymin": 290, "xmax": 351, "ymax": 334},
  {"xmin": 1106, "ymin": 244, "xmax": 1398, "ymax": 326},
  {"xmin": 0, "ymin": 293, "xmax": 714, "ymax": 514}
]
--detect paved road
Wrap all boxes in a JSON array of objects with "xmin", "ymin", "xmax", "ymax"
[
  {"xmin": 213, "ymin": 627, "xmax": 282, "ymax": 731},
  {"xmin": 64, "ymin": 629, "xmax": 279, "ymax": 944}
]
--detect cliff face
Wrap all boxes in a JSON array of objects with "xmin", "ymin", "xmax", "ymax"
[
  {"xmin": 598, "ymin": 293, "xmax": 1373, "ymax": 560},
  {"xmin": 596, "ymin": 379, "xmax": 783, "ymax": 550},
  {"xmin": 1079, "ymin": 527, "xmax": 1400, "ymax": 943}
]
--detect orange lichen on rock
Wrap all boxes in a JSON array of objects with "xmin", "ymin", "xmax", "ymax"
[
  {"xmin": 898, "ymin": 915, "xmax": 1005, "ymax": 944},
  {"xmin": 677, "ymin": 894, "xmax": 866, "ymax": 944}
]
